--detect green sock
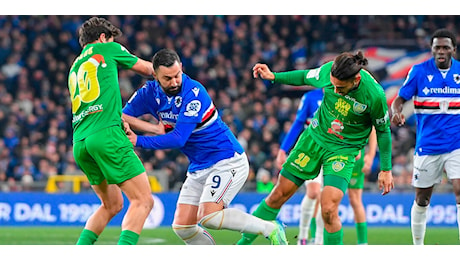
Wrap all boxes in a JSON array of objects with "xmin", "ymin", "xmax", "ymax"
[
  {"xmin": 356, "ymin": 222, "xmax": 368, "ymax": 244},
  {"xmin": 309, "ymin": 217, "xmax": 316, "ymax": 240},
  {"xmin": 324, "ymin": 228, "xmax": 343, "ymax": 245},
  {"xmin": 76, "ymin": 229, "xmax": 98, "ymax": 245},
  {"xmin": 236, "ymin": 199, "xmax": 280, "ymax": 245},
  {"xmin": 118, "ymin": 230, "xmax": 140, "ymax": 245}
]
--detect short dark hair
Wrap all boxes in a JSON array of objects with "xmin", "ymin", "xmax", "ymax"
[
  {"xmin": 152, "ymin": 49, "xmax": 181, "ymax": 71},
  {"xmin": 331, "ymin": 51, "xmax": 368, "ymax": 81},
  {"xmin": 78, "ymin": 17, "xmax": 122, "ymax": 48},
  {"xmin": 431, "ymin": 28, "xmax": 456, "ymax": 48}
]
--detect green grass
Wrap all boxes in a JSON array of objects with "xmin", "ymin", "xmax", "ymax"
[{"xmin": 0, "ymin": 226, "xmax": 458, "ymax": 245}]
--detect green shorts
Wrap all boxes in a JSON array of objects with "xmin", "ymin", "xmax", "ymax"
[
  {"xmin": 349, "ymin": 147, "xmax": 365, "ymax": 189},
  {"xmin": 73, "ymin": 124, "xmax": 145, "ymax": 185},
  {"xmin": 281, "ymin": 129, "xmax": 359, "ymax": 194}
]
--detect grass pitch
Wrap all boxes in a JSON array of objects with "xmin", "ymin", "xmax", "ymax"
[{"xmin": 0, "ymin": 226, "xmax": 458, "ymax": 245}]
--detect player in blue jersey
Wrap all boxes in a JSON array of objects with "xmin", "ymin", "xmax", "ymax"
[
  {"xmin": 391, "ymin": 28, "xmax": 460, "ymax": 245},
  {"xmin": 279, "ymin": 88, "xmax": 376, "ymax": 245},
  {"xmin": 122, "ymin": 48, "xmax": 287, "ymax": 245}
]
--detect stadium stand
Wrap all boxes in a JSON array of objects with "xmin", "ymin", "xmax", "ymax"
[{"xmin": 0, "ymin": 15, "xmax": 457, "ymax": 193}]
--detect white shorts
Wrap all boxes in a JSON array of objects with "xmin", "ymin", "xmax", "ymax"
[
  {"xmin": 177, "ymin": 152, "xmax": 249, "ymax": 207},
  {"xmin": 412, "ymin": 148, "xmax": 460, "ymax": 188},
  {"xmin": 304, "ymin": 168, "xmax": 323, "ymax": 185}
]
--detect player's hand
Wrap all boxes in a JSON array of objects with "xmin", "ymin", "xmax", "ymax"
[
  {"xmin": 252, "ymin": 63, "xmax": 275, "ymax": 81},
  {"xmin": 151, "ymin": 119, "xmax": 166, "ymax": 135},
  {"xmin": 378, "ymin": 170, "xmax": 394, "ymax": 195},
  {"xmin": 125, "ymin": 125, "xmax": 138, "ymax": 146},
  {"xmin": 275, "ymin": 150, "xmax": 287, "ymax": 170},
  {"xmin": 391, "ymin": 111, "xmax": 406, "ymax": 127}
]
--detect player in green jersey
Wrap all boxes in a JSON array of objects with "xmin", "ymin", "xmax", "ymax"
[
  {"xmin": 68, "ymin": 17, "xmax": 155, "ymax": 245},
  {"xmin": 237, "ymin": 51, "xmax": 394, "ymax": 245}
]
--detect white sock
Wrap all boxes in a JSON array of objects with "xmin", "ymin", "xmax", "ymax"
[
  {"xmin": 172, "ymin": 224, "xmax": 215, "ymax": 245},
  {"xmin": 457, "ymin": 204, "xmax": 460, "ymax": 240},
  {"xmin": 199, "ymin": 208, "xmax": 275, "ymax": 237},
  {"xmin": 411, "ymin": 201, "xmax": 428, "ymax": 245},
  {"xmin": 314, "ymin": 204, "xmax": 324, "ymax": 245},
  {"xmin": 298, "ymin": 196, "xmax": 316, "ymax": 239}
]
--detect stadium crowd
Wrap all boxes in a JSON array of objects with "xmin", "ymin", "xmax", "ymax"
[{"xmin": 0, "ymin": 15, "xmax": 457, "ymax": 193}]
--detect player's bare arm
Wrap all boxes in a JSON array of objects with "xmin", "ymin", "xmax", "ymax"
[
  {"xmin": 122, "ymin": 113, "xmax": 165, "ymax": 135},
  {"xmin": 131, "ymin": 59, "xmax": 154, "ymax": 78},
  {"xmin": 252, "ymin": 63, "xmax": 275, "ymax": 80},
  {"xmin": 390, "ymin": 96, "xmax": 407, "ymax": 126}
]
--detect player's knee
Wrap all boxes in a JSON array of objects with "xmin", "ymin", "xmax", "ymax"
[
  {"xmin": 199, "ymin": 211, "xmax": 223, "ymax": 230},
  {"xmin": 172, "ymin": 224, "xmax": 199, "ymax": 240},
  {"xmin": 321, "ymin": 203, "xmax": 338, "ymax": 225},
  {"xmin": 103, "ymin": 201, "xmax": 124, "ymax": 217}
]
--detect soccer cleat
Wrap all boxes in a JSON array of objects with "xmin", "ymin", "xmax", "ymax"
[
  {"xmin": 297, "ymin": 238, "xmax": 308, "ymax": 245},
  {"xmin": 267, "ymin": 221, "xmax": 288, "ymax": 245}
]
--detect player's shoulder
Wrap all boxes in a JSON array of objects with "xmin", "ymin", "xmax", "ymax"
[{"xmin": 181, "ymin": 74, "xmax": 208, "ymax": 97}]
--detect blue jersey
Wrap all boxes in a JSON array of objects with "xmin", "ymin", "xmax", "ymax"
[
  {"xmin": 123, "ymin": 73, "xmax": 243, "ymax": 172},
  {"xmin": 399, "ymin": 57, "xmax": 460, "ymax": 155},
  {"xmin": 280, "ymin": 88, "xmax": 323, "ymax": 152}
]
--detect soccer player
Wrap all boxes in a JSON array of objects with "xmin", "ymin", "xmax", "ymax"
[
  {"xmin": 238, "ymin": 51, "xmax": 394, "ymax": 245},
  {"xmin": 277, "ymin": 89, "xmax": 377, "ymax": 245},
  {"xmin": 68, "ymin": 17, "xmax": 155, "ymax": 245},
  {"xmin": 391, "ymin": 28, "xmax": 460, "ymax": 245},
  {"xmin": 122, "ymin": 48, "xmax": 287, "ymax": 245}
]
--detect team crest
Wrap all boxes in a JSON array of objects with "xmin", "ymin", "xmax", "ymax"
[
  {"xmin": 454, "ymin": 74, "xmax": 460, "ymax": 84},
  {"xmin": 332, "ymin": 161, "xmax": 345, "ymax": 172},
  {"xmin": 174, "ymin": 96, "xmax": 182, "ymax": 107},
  {"xmin": 353, "ymin": 102, "xmax": 367, "ymax": 114}
]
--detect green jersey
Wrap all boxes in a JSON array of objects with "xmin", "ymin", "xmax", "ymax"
[
  {"xmin": 68, "ymin": 42, "xmax": 138, "ymax": 142},
  {"xmin": 274, "ymin": 61, "xmax": 392, "ymax": 171}
]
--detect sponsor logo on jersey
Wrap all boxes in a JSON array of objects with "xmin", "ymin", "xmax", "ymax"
[
  {"xmin": 427, "ymin": 75, "xmax": 433, "ymax": 82},
  {"xmin": 158, "ymin": 110, "xmax": 178, "ymax": 120},
  {"xmin": 192, "ymin": 87, "xmax": 200, "ymax": 97},
  {"xmin": 423, "ymin": 86, "xmax": 460, "ymax": 95},
  {"xmin": 375, "ymin": 111, "xmax": 389, "ymax": 125},
  {"xmin": 72, "ymin": 104, "xmax": 103, "ymax": 123},
  {"xmin": 306, "ymin": 68, "xmax": 321, "ymax": 80},
  {"xmin": 184, "ymin": 100, "xmax": 201, "ymax": 117}
]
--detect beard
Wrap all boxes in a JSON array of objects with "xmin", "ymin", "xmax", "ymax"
[{"xmin": 163, "ymin": 85, "xmax": 182, "ymax": 96}]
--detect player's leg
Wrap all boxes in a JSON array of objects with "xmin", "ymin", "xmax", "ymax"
[
  {"xmin": 117, "ymin": 172, "xmax": 154, "ymax": 245},
  {"xmin": 321, "ymin": 152, "xmax": 356, "ymax": 245},
  {"xmin": 442, "ymin": 149, "xmax": 460, "ymax": 241},
  {"xmin": 73, "ymin": 136, "xmax": 123, "ymax": 245},
  {"xmin": 348, "ymin": 155, "xmax": 367, "ymax": 245},
  {"xmin": 314, "ymin": 202, "xmax": 324, "ymax": 245},
  {"xmin": 172, "ymin": 176, "xmax": 215, "ymax": 245},
  {"xmin": 86, "ymin": 125, "xmax": 153, "ymax": 245},
  {"xmin": 348, "ymin": 188, "xmax": 367, "ymax": 244},
  {"xmin": 297, "ymin": 179, "xmax": 321, "ymax": 245},
  {"xmin": 411, "ymin": 187, "xmax": 433, "ymax": 245},
  {"xmin": 198, "ymin": 153, "xmax": 287, "ymax": 245},
  {"xmin": 452, "ymin": 179, "xmax": 460, "ymax": 241},
  {"xmin": 77, "ymin": 180, "xmax": 124, "ymax": 245},
  {"xmin": 411, "ymin": 154, "xmax": 442, "ymax": 245},
  {"xmin": 237, "ymin": 172, "xmax": 301, "ymax": 245}
]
